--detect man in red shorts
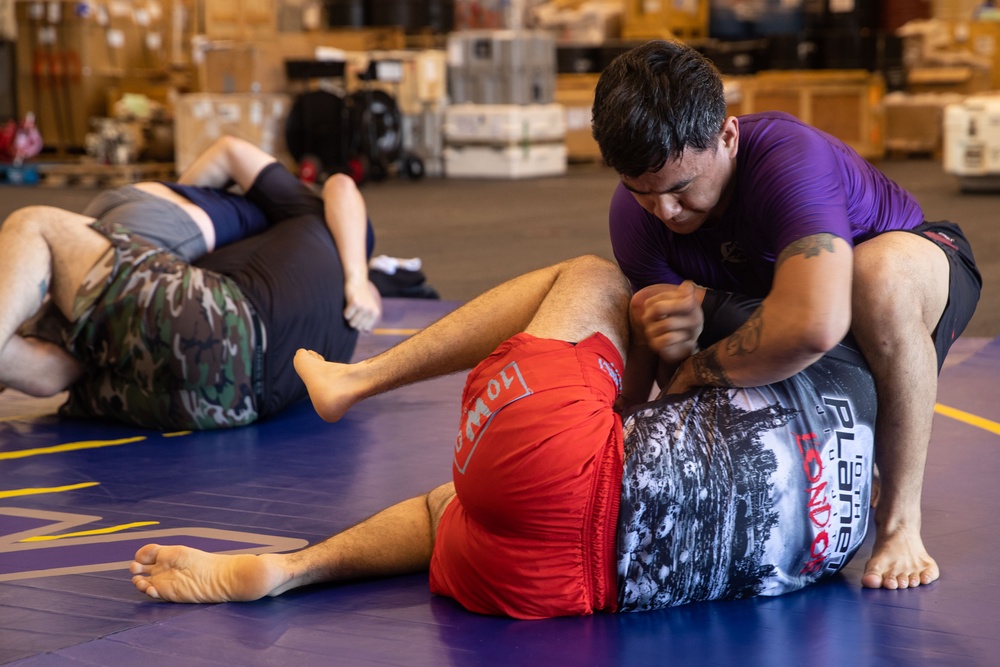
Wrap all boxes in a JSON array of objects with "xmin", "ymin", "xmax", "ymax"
[{"xmin": 131, "ymin": 255, "xmax": 878, "ymax": 618}]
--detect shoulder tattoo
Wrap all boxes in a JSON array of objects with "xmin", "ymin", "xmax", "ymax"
[{"xmin": 777, "ymin": 233, "xmax": 838, "ymax": 267}]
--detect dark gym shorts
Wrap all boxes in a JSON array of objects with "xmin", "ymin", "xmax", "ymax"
[
  {"xmin": 82, "ymin": 185, "xmax": 209, "ymax": 262},
  {"xmin": 906, "ymin": 221, "xmax": 982, "ymax": 372}
]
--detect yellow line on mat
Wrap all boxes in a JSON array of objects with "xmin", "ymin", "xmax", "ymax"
[
  {"xmin": 372, "ymin": 328, "xmax": 421, "ymax": 336},
  {"xmin": 935, "ymin": 403, "xmax": 1000, "ymax": 436},
  {"xmin": 0, "ymin": 481, "xmax": 99, "ymax": 499},
  {"xmin": 0, "ymin": 436, "xmax": 146, "ymax": 460},
  {"xmin": 20, "ymin": 521, "xmax": 161, "ymax": 542}
]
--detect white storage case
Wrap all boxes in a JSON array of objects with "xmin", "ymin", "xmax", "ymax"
[
  {"xmin": 447, "ymin": 30, "xmax": 557, "ymax": 105},
  {"xmin": 444, "ymin": 143, "xmax": 567, "ymax": 178},
  {"xmin": 403, "ymin": 104, "xmax": 446, "ymax": 177},
  {"xmin": 943, "ymin": 95, "xmax": 1000, "ymax": 178},
  {"xmin": 444, "ymin": 103, "xmax": 566, "ymax": 144}
]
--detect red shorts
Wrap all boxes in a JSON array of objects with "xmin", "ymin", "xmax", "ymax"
[{"xmin": 429, "ymin": 333, "xmax": 625, "ymax": 619}]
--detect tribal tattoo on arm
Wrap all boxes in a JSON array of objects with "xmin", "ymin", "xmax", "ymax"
[{"xmin": 776, "ymin": 233, "xmax": 837, "ymax": 267}]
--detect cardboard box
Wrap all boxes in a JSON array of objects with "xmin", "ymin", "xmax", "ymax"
[
  {"xmin": 967, "ymin": 21, "xmax": 1000, "ymax": 90},
  {"xmin": 555, "ymin": 73, "xmax": 602, "ymax": 161},
  {"xmin": 197, "ymin": 41, "xmax": 261, "ymax": 93},
  {"xmin": 201, "ymin": 0, "xmax": 277, "ymax": 40},
  {"xmin": 907, "ymin": 65, "xmax": 992, "ymax": 95},
  {"xmin": 884, "ymin": 92, "xmax": 965, "ymax": 156},
  {"xmin": 174, "ymin": 92, "xmax": 292, "ymax": 172},
  {"xmin": 193, "ymin": 29, "xmax": 407, "ymax": 94},
  {"xmin": 953, "ymin": 20, "xmax": 1000, "ymax": 91},
  {"xmin": 343, "ymin": 49, "xmax": 447, "ymax": 115},
  {"xmin": 622, "ymin": 0, "xmax": 708, "ymax": 41}
]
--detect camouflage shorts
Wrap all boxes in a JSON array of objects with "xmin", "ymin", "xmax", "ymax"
[{"xmin": 61, "ymin": 219, "xmax": 261, "ymax": 430}]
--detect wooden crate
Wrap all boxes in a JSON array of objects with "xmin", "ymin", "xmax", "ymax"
[
  {"xmin": 15, "ymin": 1, "xmax": 172, "ymax": 152},
  {"xmin": 883, "ymin": 92, "xmax": 966, "ymax": 158},
  {"xmin": 556, "ymin": 69, "xmax": 886, "ymax": 162},
  {"xmin": 200, "ymin": 0, "xmax": 277, "ymax": 41},
  {"xmin": 622, "ymin": 0, "xmax": 708, "ymax": 41},
  {"xmin": 555, "ymin": 73, "xmax": 603, "ymax": 162},
  {"xmin": 734, "ymin": 70, "xmax": 886, "ymax": 161},
  {"xmin": 195, "ymin": 28, "xmax": 407, "ymax": 94}
]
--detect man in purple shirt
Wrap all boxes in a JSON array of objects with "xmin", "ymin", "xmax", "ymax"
[{"xmin": 592, "ymin": 40, "xmax": 981, "ymax": 590}]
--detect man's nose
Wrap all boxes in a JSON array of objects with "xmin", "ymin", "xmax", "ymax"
[{"xmin": 653, "ymin": 195, "xmax": 681, "ymax": 221}]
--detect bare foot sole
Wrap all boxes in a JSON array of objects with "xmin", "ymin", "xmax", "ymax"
[
  {"xmin": 130, "ymin": 544, "xmax": 288, "ymax": 603},
  {"xmin": 293, "ymin": 349, "xmax": 360, "ymax": 422},
  {"xmin": 861, "ymin": 531, "xmax": 939, "ymax": 590}
]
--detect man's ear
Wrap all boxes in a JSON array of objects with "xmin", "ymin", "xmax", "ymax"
[{"xmin": 720, "ymin": 116, "xmax": 739, "ymax": 158}]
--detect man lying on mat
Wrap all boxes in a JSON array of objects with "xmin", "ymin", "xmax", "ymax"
[
  {"xmin": 132, "ymin": 256, "xmax": 876, "ymax": 618},
  {"xmin": 0, "ymin": 136, "xmax": 379, "ymax": 430}
]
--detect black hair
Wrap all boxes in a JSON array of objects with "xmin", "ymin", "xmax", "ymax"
[{"xmin": 591, "ymin": 40, "xmax": 727, "ymax": 178}]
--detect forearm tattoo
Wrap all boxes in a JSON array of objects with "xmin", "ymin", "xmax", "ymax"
[
  {"xmin": 38, "ymin": 278, "xmax": 48, "ymax": 304},
  {"xmin": 776, "ymin": 233, "xmax": 837, "ymax": 267},
  {"xmin": 691, "ymin": 347, "xmax": 734, "ymax": 387},
  {"xmin": 725, "ymin": 307, "xmax": 763, "ymax": 357}
]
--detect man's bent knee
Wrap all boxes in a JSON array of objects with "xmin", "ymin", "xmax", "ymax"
[
  {"xmin": 3, "ymin": 206, "xmax": 56, "ymax": 233},
  {"xmin": 853, "ymin": 232, "xmax": 949, "ymax": 333},
  {"xmin": 563, "ymin": 255, "xmax": 629, "ymax": 291}
]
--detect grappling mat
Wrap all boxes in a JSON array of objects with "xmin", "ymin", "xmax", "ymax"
[{"xmin": 2, "ymin": 298, "xmax": 1000, "ymax": 666}]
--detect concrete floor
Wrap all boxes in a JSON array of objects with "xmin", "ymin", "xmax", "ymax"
[{"xmin": 1, "ymin": 156, "xmax": 997, "ymax": 337}]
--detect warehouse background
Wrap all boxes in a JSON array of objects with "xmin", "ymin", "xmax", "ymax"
[{"xmin": 0, "ymin": 0, "xmax": 997, "ymax": 336}]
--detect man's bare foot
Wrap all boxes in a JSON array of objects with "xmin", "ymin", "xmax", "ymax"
[
  {"xmin": 293, "ymin": 349, "xmax": 362, "ymax": 422},
  {"xmin": 861, "ymin": 529, "xmax": 939, "ymax": 589},
  {"xmin": 130, "ymin": 544, "xmax": 291, "ymax": 603}
]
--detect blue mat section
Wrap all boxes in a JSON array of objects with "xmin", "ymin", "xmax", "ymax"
[{"xmin": 2, "ymin": 301, "xmax": 999, "ymax": 666}]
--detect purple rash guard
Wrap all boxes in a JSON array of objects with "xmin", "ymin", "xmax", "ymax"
[{"xmin": 609, "ymin": 112, "xmax": 925, "ymax": 296}]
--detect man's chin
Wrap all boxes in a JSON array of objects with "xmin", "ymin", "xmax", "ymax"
[{"xmin": 665, "ymin": 218, "xmax": 704, "ymax": 234}]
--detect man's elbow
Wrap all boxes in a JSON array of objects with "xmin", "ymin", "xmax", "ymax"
[
  {"xmin": 322, "ymin": 172, "xmax": 360, "ymax": 202},
  {"xmin": 796, "ymin": 317, "xmax": 851, "ymax": 357}
]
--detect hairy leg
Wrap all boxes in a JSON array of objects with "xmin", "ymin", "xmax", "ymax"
[
  {"xmin": 0, "ymin": 207, "xmax": 110, "ymax": 393},
  {"xmin": 852, "ymin": 231, "xmax": 949, "ymax": 589},
  {"xmin": 294, "ymin": 255, "xmax": 631, "ymax": 422},
  {"xmin": 131, "ymin": 483, "xmax": 456, "ymax": 603}
]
